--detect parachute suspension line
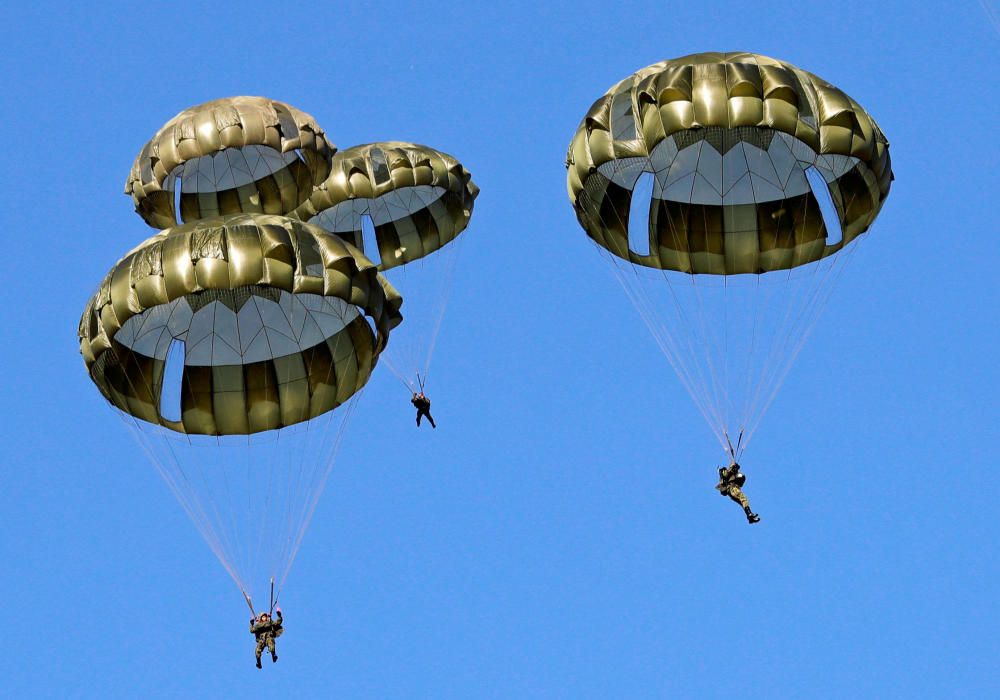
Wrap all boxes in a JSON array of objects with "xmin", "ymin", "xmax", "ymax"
[
  {"xmin": 730, "ymin": 270, "xmax": 782, "ymax": 461},
  {"xmin": 721, "ymin": 131, "xmax": 772, "ymax": 450},
  {"xmin": 680, "ymin": 137, "xmax": 734, "ymax": 447},
  {"xmin": 723, "ymin": 272, "xmax": 731, "ymax": 436},
  {"xmin": 278, "ymin": 407, "xmax": 330, "ymax": 594},
  {"xmin": 278, "ymin": 390, "xmax": 362, "ymax": 593},
  {"xmin": 380, "ymin": 356, "xmax": 418, "ymax": 391},
  {"xmin": 741, "ymin": 223, "xmax": 862, "ymax": 451},
  {"xmin": 243, "ymin": 591, "xmax": 255, "ymax": 617},
  {"xmin": 421, "ymin": 228, "xmax": 466, "ymax": 382},
  {"xmin": 249, "ymin": 292, "xmax": 284, "ymax": 592},
  {"xmin": 742, "ymin": 234, "xmax": 863, "ymax": 448},
  {"xmin": 290, "ymin": 299, "xmax": 339, "ymax": 589},
  {"xmin": 584, "ymin": 169, "xmax": 728, "ymax": 450},
  {"xmin": 118, "ymin": 412, "xmax": 244, "ymax": 590},
  {"xmin": 651, "ymin": 158, "xmax": 732, "ymax": 445},
  {"xmin": 607, "ymin": 253, "xmax": 722, "ymax": 441},
  {"xmin": 743, "ymin": 268, "xmax": 826, "ymax": 447},
  {"xmin": 740, "ymin": 267, "xmax": 804, "ymax": 452},
  {"xmin": 662, "ymin": 270, "xmax": 729, "ymax": 452},
  {"xmin": 274, "ymin": 344, "xmax": 363, "ymax": 596},
  {"xmin": 685, "ymin": 270, "xmax": 733, "ymax": 452},
  {"xmin": 587, "ymin": 167, "xmax": 862, "ymax": 462},
  {"xmin": 207, "ymin": 299, "xmax": 253, "ymax": 590},
  {"xmin": 732, "ymin": 129, "xmax": 772, "ymax": 455},
  {"xmin": 593, "ymin": 186, "xmax": 728, "ymax": 453},
  {"xmin": 734, "ymin": 273, "xmax": 764, "ymax": 460},
  {"xmin": 378, "ymin": 227, "xmax": 467, "ymax": 392},
  {"xmin": 111, "ymin": 341, "xmax": 249, "ymax": 593},
  {"xmin": 723, "ymin": 141, "xmax": 807, "ymax": 458},
  {"xmin": 735, "ymin": 251, "xmax": 813, "ymax": 453},
  {"xmin": 110, "ymin": 292, "xmax": 370, "ymax": 605},
  {"xmin": 650, "ymin": 254, "xmax": 730, "ymax": 447},
  {"xmin": 978, "ymin": 0, "xmax": 1000, "ymax": 38},
  {"xmin": 724, "ymin": 429, "xmax": 744, "ymax": 463},
  {"xmin": 265, "ymin": 299, "xmax": 355, "ymax": 599}
]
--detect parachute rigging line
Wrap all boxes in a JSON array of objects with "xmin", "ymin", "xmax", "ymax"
[
  {"xmin": 379, "ymin": 228, "xmax": 468, "ymax": 394},
  {"xmin": 108, "ymin": 299, "xmax": 364, "ymax": 606},
  {"xmin": 980, "ymin": 0, "xmax": 1000, "ymax": 36}
]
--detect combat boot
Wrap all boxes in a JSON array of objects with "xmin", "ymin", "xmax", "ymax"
[
  {"xmin": 745, "ymin": 508, "xmax": 760, "ymax": 524},
  {"xmin": 256, "ymin": 658, "xmax": 262, "ymax": 669}
]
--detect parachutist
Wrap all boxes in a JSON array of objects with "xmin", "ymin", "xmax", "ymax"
[
  {"xmin": 715, "ymin": 462, "xmax": 760, "ymax": 524},
  {"xmin": 411, "ymin": 392, "xmax": 436, "ymax": 428},
  {"xmin": 251, "ymin": 608, "xmax": 283, "ymax": 668}
]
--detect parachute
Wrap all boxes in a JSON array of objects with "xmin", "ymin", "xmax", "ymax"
[
  {"xmin": 566, "ymin": 52, "xmax": 893, "ymax": 461},
  {"xmin": 80, "ymin": 98, "xmax": 402, "ymax": 610},
  {"xmin": 125, "ymin": 96, "xmax": 334, "ymax": 230},
  {"xmin": 290, "ymin": 142, "xmax": 478, "ymax": 393}
]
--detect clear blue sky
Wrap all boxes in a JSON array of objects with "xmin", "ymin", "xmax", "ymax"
[{"xmin": 2, "ymin": 1, "xmax": 998, "ymax": 697}]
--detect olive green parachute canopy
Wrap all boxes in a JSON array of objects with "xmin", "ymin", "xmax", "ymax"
[
  {"xmin": 126, "ymin": 97, "xmax": 335, "ymax": 230},
  {"xmin": 79, "ymin": 213, "xmax": 402, "ymax": 436},
  {"xmin": 84, "ymin": 97, "xmax": 414, "ymax": 608},
  {"xmin": 289, "ymin": 142, "xmax": 479, "ymax": 271},
  {"xmin": 566, "ymin": 52, "xmax": 893, "ymax": 274},
  {"xmin": 566, "ymin": 52, "xmax": 895, "ymax": 461}
]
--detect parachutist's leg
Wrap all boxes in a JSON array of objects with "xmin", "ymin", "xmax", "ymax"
[
  {"xmin": 255, "ymin": 639, "xmax": 264, "ymax": 668},
  {"xmin": 416, "ymin": 411, "xmax": 422, "ymax": 426},
  {"xmin": 267, "ymin": 637, "xmax": 277, "ymax": 663},
  {"xmin": 726, "ymin": 486, "xmax": 749, "ymax": 510},
  {"xmin": 427, "ymin": 412, "xmax": 436, "ymax": 429},
  {"xmin": 728, "ymin": 487, "xmax": 759, "ymax": 524}
]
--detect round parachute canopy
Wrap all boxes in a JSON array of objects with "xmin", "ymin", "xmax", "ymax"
[
  {"xmin": 126, "ymin": 97, "xmax": 335, "ymax": 230},
  {"xmin": 566, "ymin": 52, "xmax": 893, "ymax": 274},
  {"xmin": 289, "ymin": 142, "xmax": 478, "ymax": 390},
  {"xmin": 289, "ymin": 142, "xmax": 479, "ymax": 271},
  {"xmin": 79, "ymin": 213, "xmax": 402, "ymax": 435},
  {"xmin": 566, "ymin": 52, "xmax": 894, "ymax": 461}
]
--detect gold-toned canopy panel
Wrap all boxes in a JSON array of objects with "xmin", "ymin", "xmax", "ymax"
[
  {"xmin": 566, "ymin": 52, "xmax": 893, "ymax": 274},
  {"xmin": 289, "ymin": 142, "xmax": 479, "ymax": 271},
  {"xmin": 126, "ymin": 97, "xmax": 335, "ymax": 230},
  {"xmin": 79, "ymin": 214, "xmax": 402, "ymax": 435}
]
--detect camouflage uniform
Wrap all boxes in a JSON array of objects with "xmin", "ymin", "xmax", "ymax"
[
  {"xmin": 412, "ymin": 394, "xmax": 436, "ymax": 428},
  {"xmin": 251, "ymin": 611, "xmax": 283, "ymax": 667},
  {"xmin": 715, "ymin": 463, "xmax": 760, "ymax": 524}
]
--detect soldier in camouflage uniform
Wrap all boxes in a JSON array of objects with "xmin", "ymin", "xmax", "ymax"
[
  {"xmin": 411, "ymin": 392, "xmax": 436, "ymax": 428},
  {"xmin": 250, "ymin": 608, "xmax": 283, "ymax": 668},
  {"xmin": 716, "ymin": 462, "xmax": 760, "ymax": 524}
]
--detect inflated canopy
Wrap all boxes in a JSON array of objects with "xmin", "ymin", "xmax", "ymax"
[
  {"xmin": 289, "ymin": 142, "xmax": 478, "ymax": 271},
  {"xmin": 126, "ymin": 97, "xmax": 334, "ymax": 229},
  {"xmin": 566, "ymin": 52, "xmax": 893, "ymax": 274},
  {"xmin": 79, "ymin": 214, "xmax": 402, "ymax": 435}
]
